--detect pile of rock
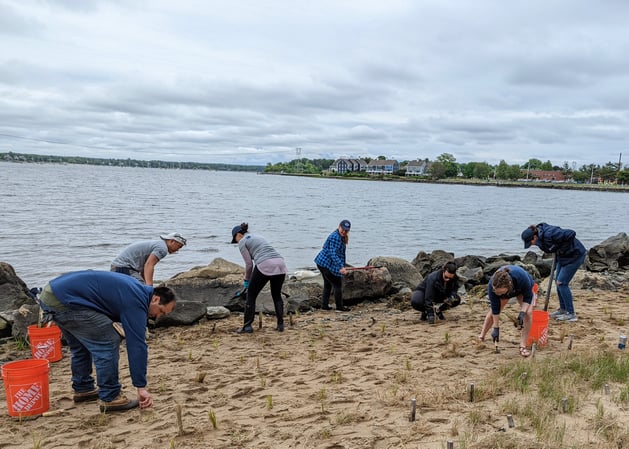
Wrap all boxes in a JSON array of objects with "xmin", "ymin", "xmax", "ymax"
[{"xmin": 1, "ymin": 233, "xmax": 627, "ymax": 339}]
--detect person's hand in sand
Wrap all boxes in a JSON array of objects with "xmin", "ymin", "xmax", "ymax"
[{"xmin": 137, "ymin": 387, "xmax": 153, "ymax": 409}]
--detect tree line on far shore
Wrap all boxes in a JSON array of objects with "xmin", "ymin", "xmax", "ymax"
[
  {"xmin": 264, "ymin": 153, "xmax": 629, "ymax": 184},
  {"xmin": 0, "ymin": 152, "xmax": 263, "ymax": 172}
]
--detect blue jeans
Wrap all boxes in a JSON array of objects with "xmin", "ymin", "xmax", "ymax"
[
  {"xmin": 555, "ymin": 253, "xmax": 586, "ymax": 314},
  {"xmin": 53, "ymin": 308, "xmax": 122, "ymax": 402}
]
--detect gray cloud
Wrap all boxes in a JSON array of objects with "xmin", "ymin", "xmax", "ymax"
[{"xmin": 0, "ymin": 0, "xmax": 628, "ymax": 167}]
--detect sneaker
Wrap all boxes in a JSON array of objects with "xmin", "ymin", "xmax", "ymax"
[
  {"xmin": 98, "ymin": 393, "xmax": 139, "ymax": 412},
  {"xmin": 427, "ymin": 314, "xmax": 435, "ymax": 325},
  {"xmin": 556, "ymin": 312, "xmax": 578, "ymax": 322},
  {"xmin": 236, "ymin": 325, "xmax": 253, "ymax": 334},
  {"xmin": 436, "ymin": 311, "xmax": 446, "ymax": 321},
  {"xmin": 336, "ymin": 306, "xmax": 351, "ymax": 312},
  {"xmin": 73, "ymin": 388, "xmax": 99, "ymax": 403},
  {"xmin": 549, "ymin": 308, "xmax": 566, "ymax": 318},
  {"xmin": 321, "ymin": 305, "xmax": 333, "ymax": 311},
  {"xmin": 419, "ymin": 312, "xmax": 427, "ymax": 321},
  {"xmin": 275, "ymin": 324, "xmax": 284, "ymax": 332}
]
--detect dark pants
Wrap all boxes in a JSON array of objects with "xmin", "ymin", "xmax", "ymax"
[
  {"xmin": 410, "ymin": 290, "xmax": 429, "ymax": 312},
  {"xmin": 243, "ymin": 266, "xmax": 285, "ymax": 328},
  {"xmin": 317, "ymin": 265, "xmax": 344, "ymax": 309}
]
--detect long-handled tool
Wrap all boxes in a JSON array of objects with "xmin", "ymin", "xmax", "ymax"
[
  {"xmin": 345, "ymin": 265, "xmax": 378, "ymax": 271},
  {"xmin": 543, "ymin": 254, "xmax": 557, "ymax": 312}
]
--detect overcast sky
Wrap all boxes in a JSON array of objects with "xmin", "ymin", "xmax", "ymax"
[{"xmin": 1, "ymin": 0, "xmax": 628, "ymax": 167}]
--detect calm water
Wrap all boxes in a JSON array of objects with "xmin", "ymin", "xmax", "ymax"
[{"xmin": 1, "ymin": 162, "xmax": 627, "ymax": 289}]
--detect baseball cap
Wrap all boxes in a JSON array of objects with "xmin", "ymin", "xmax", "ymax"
[
  {"xmin": 231, "ymin": 225, "xmax": 242, "ymax": 244},
  {"xmin": 160, "ymin": 232, "xmax": 187, "ymax": 246},
  {"xmin": 521, "ymin": 228, "xmax": 534, "ymax": 249},
  {"xmin": 339, "ymin": 219, "xmax": 351, "ymax": 231}
]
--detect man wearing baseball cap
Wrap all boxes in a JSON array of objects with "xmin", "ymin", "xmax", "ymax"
[{"xmin": 111, "ymin": 233, "xmax": 186, "ymax": 286}]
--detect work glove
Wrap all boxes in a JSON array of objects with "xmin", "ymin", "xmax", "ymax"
[
  {"xmin": 517, "ymin": 311, "xmax": 526, "ymax": 329},
  {"xmin": 491, "ymin": 327, "xmax": 500, "ymax": 343},
  {"xmin": 445, "ymin": 294, "xmax": 461, "ymax": 307},
  {"xmin": 243, "ymin": 280, "xmax": 250, "ymax": 289}
]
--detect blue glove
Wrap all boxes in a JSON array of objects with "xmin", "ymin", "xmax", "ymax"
[
  {"xmin": 491, "ymin": 327, "xmax": 500, "ymax": 343},
  {"xmin": 243, "ymin": 280, "xmax": 250, "ymax": 289},
  {"xmin": 517, "ymin": 311, "xmax": 526, "ymax": 329}
]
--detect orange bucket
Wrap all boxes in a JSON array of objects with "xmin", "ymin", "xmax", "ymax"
[
  {"xmin": 1, "ymin": 359, "xmax": 50, "ymax": 417},
  {"xmin": 527, "ymin": 310, "xmax": 549, "ymax": 347},
  {"xmin": 28, "ymin": 324, "xmax": 63, "ymax": 362}
]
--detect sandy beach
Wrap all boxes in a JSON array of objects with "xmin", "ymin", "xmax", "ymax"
[{"xmin": 1, "ymin": 277, "xmax": 628, "ymax": 449}]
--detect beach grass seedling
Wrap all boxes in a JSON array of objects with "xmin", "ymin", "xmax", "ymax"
[
  {"xmin": 212, "ymin": 337, "xmax": 220, "ymax": 350},
  {"xmin": 444, "ymin": 332, "xmax": 450, "ymax": 344},
  {"xmin": 405, "ymin": 358, "xmax": 411, "ymax": 371},
  {"xmin": 208, "ymin": 409, "xmax": 218, "ymax": 429},
  {"xmin": 14, "ymin": 337, "xmax": 29, "ymax": 351},
  {"xmin": 309, "ymin": 350, "xmax": 317, "ymax": 361},
  {"xmin": 266, "ymin": 395, "xmax": 273, "ymax": 409},
  {"xmin": 259, "ymin": 375, "xmax": 267, "ymax": 388},
  {"xmin": 31, "ymin": 433, "xmax": 44, "ymax": 449},
  {"xmin": 169, "ymin": 438, "xmax": 175, "ymax": 449},
  {"xmin": 330, "ymin": 370, "xmax": 343, "ymax": 384}
]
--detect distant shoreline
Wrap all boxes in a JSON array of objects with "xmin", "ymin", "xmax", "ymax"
[{"xmin": 262, "ymin": 172, "xmax": 629, "ymax": 193}]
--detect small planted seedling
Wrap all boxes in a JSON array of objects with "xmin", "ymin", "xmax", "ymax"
[
  {"xmin": 208, "ymin": 409, "xmax": 218, "ymax": 429},
  {"xmin": 444, "ymin": 332, "xmax": 450, "ymax": 344},
  {"xmin": 212, "ymin": 337, "xmax": 220, "ymax": 350},
  {"xmin": 266, "ymin": 395, "xmax": 273, "ymax": 409}
]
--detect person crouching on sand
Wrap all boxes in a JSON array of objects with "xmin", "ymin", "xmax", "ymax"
[{"xmin": 479, "ymin": 265, "xmax": 537, "ymax": 358}]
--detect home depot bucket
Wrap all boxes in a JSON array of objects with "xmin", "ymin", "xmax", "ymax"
[
  {"xmin": 527, "ymin": 310, "xmax": 549, "ymax": 347},
  {"xmin": 1, "ymin": 359, "xmax": 50, "ymax": 417},
  {"xmin": 27, "ymin": 324, "xmax": 62, "ymax": 362}
]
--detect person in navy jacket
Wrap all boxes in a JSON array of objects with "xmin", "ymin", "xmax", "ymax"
[
  {"xmin": 522, "ymin": 223, "xmax": 586, "ymax": 322},
  {"xmin": 39, "ymin": 270, "xmax": 177, "ymax": 412}
]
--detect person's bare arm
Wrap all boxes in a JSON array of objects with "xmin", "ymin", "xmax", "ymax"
[{"xmin": 142, "ymin": 254, "xmax": 160, "ymax": 286}]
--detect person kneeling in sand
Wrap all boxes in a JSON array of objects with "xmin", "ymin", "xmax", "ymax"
[
  {"xmin": 410, "ymin": 261, "xmax": 461, "ymax": 324},
  {"xmin": 38, "ymin": 270, "xmax": 176, "ymax": 412},
  {"xmin": 478, "ymin": 265, "xmax": 536, "ymax": 357}
]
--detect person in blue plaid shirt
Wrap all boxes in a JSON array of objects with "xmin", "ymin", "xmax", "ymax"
[{"xmin": 315, "ymin": 219, "xmax": 352, "ymax": 312}]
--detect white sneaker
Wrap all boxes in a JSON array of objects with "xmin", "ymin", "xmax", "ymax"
[
  {"xmin": 556, "ymin": 312, "xmax": 578, "ymax": 322},
  {"xmin": 549, "ymin": 308, "xmax": 566, "ymax": 318}
]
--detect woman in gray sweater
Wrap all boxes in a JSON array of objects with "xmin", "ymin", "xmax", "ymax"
[{"xmin": 231, "ymin": 223, "xmax": 288, "ymax": 333}]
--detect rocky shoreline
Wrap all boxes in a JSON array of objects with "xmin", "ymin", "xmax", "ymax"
[{"xmin": 1, "ymin": 233, "xmax": 627, "ymax": 341}]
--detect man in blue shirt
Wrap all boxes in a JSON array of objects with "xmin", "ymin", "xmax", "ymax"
[{"xmin": 39, "ymin": 270, "xmax": 177, "ymax": 412}]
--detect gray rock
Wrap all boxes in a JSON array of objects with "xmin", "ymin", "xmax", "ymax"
[
  {"xmin": 367, "ymin": 256, "xmax": 423, "ymax": 289},
  {"xmin": 0, "ymin": 262, "xmax": 35, "ymax": 311},
  {"xmin": 206, "ymin": 306, "xmax": 231, "ymax": 320},
  {"xmin": 586, "ymin": 232, "xmax": 629, "ymax": 272},
  {"xmin": 154, "ymin": 301, "xmax": 208, "ymax": 327}
]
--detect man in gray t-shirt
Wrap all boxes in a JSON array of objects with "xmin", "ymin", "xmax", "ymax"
[{"xmin": 111, "ymin": 233, "xmax": 186, "ymax": 285}]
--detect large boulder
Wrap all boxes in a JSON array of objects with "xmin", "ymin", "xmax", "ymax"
[
  {"xmin": 154, "ymin": 301, "xmax": 208, "ymax": 327},
  {"xmin": 342, "ymin": 267, "xmax": 392, "ymax": 303},
  {"xmin": 586, "ymin": 232, "xmax": 629, "ymax": 272},
  {"xmin": 367, "ymin": 256, "xmax": 422, "ymax": 289},
  {"xmin": 411, "ymin": 250, "xmax": 454, "ymax": 277},
  {"xmin": 162, "ymin": 258, "xmax": 245, "ymax": 307},
  {"xmin": 0, "ymin": 262, "xmax": 35, "ymax": 311}
]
